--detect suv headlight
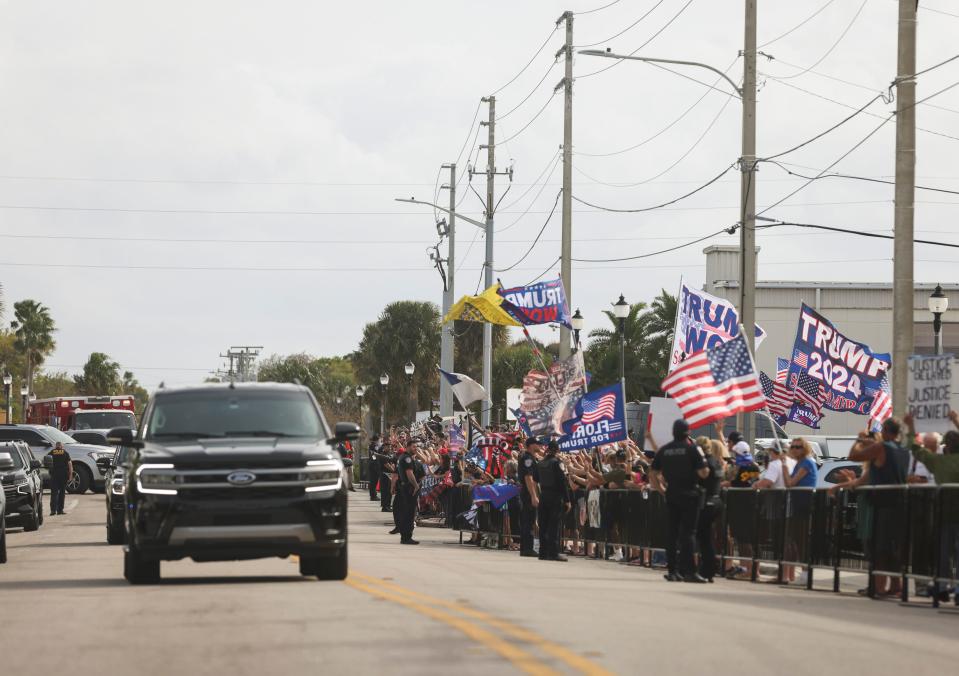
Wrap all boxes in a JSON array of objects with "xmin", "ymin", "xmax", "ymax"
[
  {"xmin": 136, "ymin": 464, "xmax": 179, "ymax": 495},
  {"xmin": 16, "ymin": 481, "xmax": 31, "ymax": 495},
  {"xmin": 110, "ymin": 477, "xmax": 125, "ymax": 496},
  {"xmin": 302, "ymin": 459, "xmax": 342, "ymax": 493}
]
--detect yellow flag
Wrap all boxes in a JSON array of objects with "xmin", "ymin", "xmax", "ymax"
[{"xmin": 442, "ymin": 284, "xmax": 521, "ymax": 326}]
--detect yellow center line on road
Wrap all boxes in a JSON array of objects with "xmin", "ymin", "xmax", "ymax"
[
  {"xmin": 343, "ymin": 577, "xmax": 558, "ymax": 676},
  {"xmin": 350, "ymin": 572, "xmax": 613, "ymax": 676}
]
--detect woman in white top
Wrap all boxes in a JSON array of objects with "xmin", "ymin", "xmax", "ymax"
[{"xmin": 754, "ymin": 445, "xmax": 786, "ymax": 489}]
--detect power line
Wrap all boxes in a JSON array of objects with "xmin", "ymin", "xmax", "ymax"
[
  {"xmin": 571, "ymin": 227, "xmax": 732, "ymax": 262},
  {"xmin": 910, "ymin": 51, "xmax": 959, "ymax": 80},
  {"xmin": 756, "ymin": 219, "xmax": 959, "ymax": 249},
  {"xmin": 574, "ymin": 0, "xmax": 623, "ymax": 15},
  {"xmin": 577, "ymin": 0, "xmax": 667, "ymax": 49},
  {"xmin": 571, "ymin": 162, "xmax": 735, "ymax": 212},
  {"xmin": 577, "ymin": 0, "xmax": 697, "ymax": 79},
  {"xmin": 496, "ymin": 91, "xmax": 558, "ymax": 145},
  {"xmin": 497, "ymin": 154, "xmax": 562, "ymax": 233},
  {"xmin": 490, "ymin": 25, "xmax": 559, "ymax": 96},
  {"xmin": 920, "ymin": 4, "xmax": 959, "ymax": 20},
  {"xmin": 762, "ymin": 161, "xmax": 959, "ymax": 196},
  {"xmin": 495, "ymin": 190, "xmax": 562, "ymax": 272},
  {"xmin": 574, "ymin": 92, "xmax": 734, "ymax": 187},
  {"xmin": 772, "ymin": 0, "xmax": 866, "ymax": 80},
  {"xmin": 758, "ymin": 0, "xmax": 839, "ymax": 48},
  {"xmin": 496, "ymin": 60, "xmax": 560, "ymax": 121}
]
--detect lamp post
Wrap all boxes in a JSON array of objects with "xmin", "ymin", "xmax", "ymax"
[
  {"xmin": 613, "ymin": 295, "xmax": 630, "ymax": 387},
  {"xmin": 355, "ymin": 385, "xmax": 366, "ymax": 432},
  {"xmin": 2, "ymin": 373, "xmax": 11, "ymax": 424},
  {"xmin": 20, "ymin": 385, "xmax": 29, "ymax": 423},
  {"xmin": 379, "ymin": 373, "xmax": 389, "ymax": 436},
  {"xmin": 929, "ymin": 284, "xmax": 949, "ymax": 356},
  {"xmin": 404, "ymin": 361, "xmax": 415, "ymax": 426},
  {"xmin": 571, "ymin": 309, "xmax": 584, "ymax": 353}
]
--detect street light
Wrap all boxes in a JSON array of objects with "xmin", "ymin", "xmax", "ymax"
[
  {"xmin": 355, "ymin": 385, "xmax": 366, "ymax": 435},
  {"xmin": 19, "ymin": 384, "xmax": 29, "ymax": 424},
  {"xmin": 613, "ymin": 295, "xmax": 630, "ymax": 385},
  {"xmin": 571, "ymin": 309, "xmax": 584, "ymax": 352},
  {"xmin": 379, "ymin": 373, "xmax": 389, "ymax": 435},
  {"xmin": 404, "ymin": 361, "xmax": 415, "ymax": 425},
  {"xmin": 2, "ymin": 373, "xmax": 11, "ymax": 424},
  {"xmin": 929, "ymin": 284, "xmax": 949, "ymax": 356}
]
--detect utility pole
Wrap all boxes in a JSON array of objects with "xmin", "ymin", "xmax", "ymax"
[
  {"xmin": 739, "ymin": 0, "xmax": 758, "ymax": 448},
  {"xmin": 892, "ymin": 0, "xmax": 917, "ymax": 416},
  {"xmin": 220, "ymin": 346, "xmax": 262, "ymax": 382},
  {"xmin": 556, "ymin": 10, "xmax": 574, "ymax": 359},
  {"xmin": 474, "ymin": 97, "xmax": 510, "ymax": 427},
  {"xmin": 438, "ymin": 163, "xmax": 456, "ymax": 419}
]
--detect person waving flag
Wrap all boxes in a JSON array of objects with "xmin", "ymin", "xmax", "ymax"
[{"xmin": 661, "ymin": 333, "xmax": 766, "ymax": 428}]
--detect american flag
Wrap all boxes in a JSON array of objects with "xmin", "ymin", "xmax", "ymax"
[
  {"xmin": 448, "ymin": 423, "xmax": 465, "ymax": 452},
  {"xmin": 792, "ymin": 349, "xmax": 809, "ymax": 369},
  {"xmin": 661, "ymin": 333, "xmax": 766, "ymax": 428},
  {"xmin": 869, "ymin": 374, "xmax": 893, "ymax": 426},
  {"xmin": 580, "ymin": 392, "xmax": 617, "ymax": 424},
  {"xmin": 795, "ymin": 371, "xmax": 826, "ymax": 415},
  {"xmin": 776, "ymin": 358, "xmax": 789, "ymax": 384},
  {"xmin": 760, "ymin": 371, "xmax": 792, "ymax": 417}
]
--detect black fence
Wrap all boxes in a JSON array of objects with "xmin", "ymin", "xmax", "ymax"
[{"xmin": 446, "ymin": 483, "xmax": 959, "ymax": 606}]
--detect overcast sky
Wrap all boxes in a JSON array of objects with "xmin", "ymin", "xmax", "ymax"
[{"xmin": 0, "ymin": 0, "xmax": 956, "ymax": 390}]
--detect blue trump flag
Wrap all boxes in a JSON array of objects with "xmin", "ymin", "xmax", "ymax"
[
  {"xmin": 556, "ymin": 382, "xmax": 627, "ymax": 452},
  {"xmin": 497, "ymin": 278, "xmax": 572, "ymax": 329},
  {"xmin": 510, "ymin": 407, "xmax": 533, "ymax": 436},
  {"xmin": 787, "ymin": 303, "xmax": 890, "ymax": 415},
  {"xmin": 472, "ymin": 483, "xmax": 521, "ymax": 510}
]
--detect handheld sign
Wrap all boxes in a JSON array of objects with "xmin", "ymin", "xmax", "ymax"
[{"xmin": 907, "ymin": 354, "xmax": 953, "ymax": 433}]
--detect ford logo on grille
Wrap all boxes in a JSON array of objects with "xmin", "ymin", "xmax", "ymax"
[{"xmin": 227, "ymin": 471, "xmax": 256, "ymax": 486}]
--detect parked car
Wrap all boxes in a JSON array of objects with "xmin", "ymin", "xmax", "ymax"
[
  {"xmin": 0, "ymin": 441, "xmax": 44, "ymax": 531},
  {"xmin": 0, "ymin": 451, "xmax": 14, "ymax": 563},
  {"xmin": 0, "ymin": 424, "xmax": 114, "ymax": 493},
  {"xmin": 816, "ymin": 459, "xmax": 863, "ymax": 488},
  {"xmin": 118, "ymin": 382, "xmax": 357, "ymax": 583},
  {"xmin": 98, "ymin": 437, "xmax": 132, "ymax": 544}
]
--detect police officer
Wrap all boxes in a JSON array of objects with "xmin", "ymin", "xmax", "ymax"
[
  {"xmin": 393, "ymin": 445, "xmax": 422, "ymax": 545},
  {"xmin": 649, "ymin": 419, "xmax": 709, "ymax": 583},
  {"xmin": 46, "ymin": 442, "xmax": 73, "ymax": 516},
  {"xmin": 536, "ymin": 441, "xmax": 570, "ymax": 562},
  {"xmin": 517, "ymin": 437, "xmax": 543, "ymax": 558},
  {"xmin": 368, "ymin": 434, "xmax": 381, "ymax": 501}
]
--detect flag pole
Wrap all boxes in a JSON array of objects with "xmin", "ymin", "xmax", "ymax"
[{"xmin": 737, "ymin": 324, "xmax": 785, "ymax": 454}]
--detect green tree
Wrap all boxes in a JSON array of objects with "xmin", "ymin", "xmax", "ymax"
[
  {"xmin": 33, "ymin": 370, "xmax": 76, "ymax": 399},
  {"xmin": 11, "ymin": 300, "xmax": 56, "ymax": 395},
  {"xmin": 122, "ymin": 371, "xmax": 150, "ymax": 414},
  {"xmin": 491, "ymin": 341, "xmax": 541, "ymax": 412},
  {"xmin": 74, "ymin": 352, "xmax": 121, "ymax": 394},
  {"xmin": 353, "ymin": 301, "xmax": 441, "ymax": 425},
  {"xmin": 258, "ymin": 353, "xmax": 356, "ymax": 417},
  {"xmin": 453, "ymin": 321, "xmax": 511, "ymax": 381}
]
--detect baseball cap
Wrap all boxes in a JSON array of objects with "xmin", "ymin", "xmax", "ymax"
[
  {"xmin": 727, "ymin": 431, "xmax": 743, "ymax": 444},
  {"xmin": 732, "ymin": 441, "xmax": 751, "ymax": 455}
]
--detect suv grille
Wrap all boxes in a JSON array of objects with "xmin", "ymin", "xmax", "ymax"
[
  {"xmin": 136, "ymin": 461, "xmax": 342, "ymax": 497},
  {"xmin": 186, "ymin": 486, "xmax": 305, "ymax": 500}
]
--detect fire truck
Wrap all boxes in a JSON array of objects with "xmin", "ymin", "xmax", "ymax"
[{"xmin": 26, "ymin": 395, "xmax": 137, "ymax": 431}]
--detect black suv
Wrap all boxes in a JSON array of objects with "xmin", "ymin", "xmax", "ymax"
[
  {"xmin": 0, "ymin": 441, "xmax": 44, "ymax": 531},
  {"xmin": 114, "ymin": 382, "xmax": 358, "ymax": 584}
]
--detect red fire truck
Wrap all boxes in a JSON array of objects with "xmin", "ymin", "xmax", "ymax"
[{"xmin": 27, "ymin": 395, "xmax": 137, "ymax": 431}]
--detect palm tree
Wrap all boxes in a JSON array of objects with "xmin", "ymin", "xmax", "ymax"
[{"xmin": 11, "ymin": 300, "xmax": 56, "ymax": 395}]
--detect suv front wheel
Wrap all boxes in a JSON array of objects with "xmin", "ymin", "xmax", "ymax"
[
  {"xmin": 67, "ymin": 466, "xmax": 91, "ymax": 494},
  {"xmin": 300, "ymin": 544, "xmax": 348, "ymax": 581},
  {"xmin": 124, "ymin": 542, "xmax": 160, "ymax": 584}
]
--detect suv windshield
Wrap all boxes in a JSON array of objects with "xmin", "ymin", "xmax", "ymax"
[
  {"xmin": 145, "ymin": 389, "xmax": 326, "ymax": 441},
  {"xmin": 41, "ymin": 428, "xmax": 78, "ymax": 445},
  {"xmin": 74, "ymin": 411, "xmax": 136, "ymax": 430}
]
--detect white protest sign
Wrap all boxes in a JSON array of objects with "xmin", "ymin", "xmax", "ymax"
[
  {"xmin": 506, "ymin": 388, "xmax": 521, "ymax": 421},
  {"xmin": 648, "ymin": 396, "xmax": 683, "ymax": 449},
  {"xmin": 907, "ymin": 354, "xmax": 953, "ymax": 433}
]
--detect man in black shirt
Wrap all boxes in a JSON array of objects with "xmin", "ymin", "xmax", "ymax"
[
  {"xmin": 517, "ymin": 437, "xmax": 543, "ymax": 558},
  {"xmin": 650, "ymin": 420, "xmax": 709, "ymax": 583},
  {"xmin": 536, "ymin": 441, "xmax": 570, "ymax": 562},
  {"xmin": 368, "ymin": 435, "xmax": 380, "ymax": 501},
  {"xmin": 393, "ymin": 447, "xmax": 422, "ymax": 545},
  {"xmin": 46, "ymin": 442, "xmax": 73, "ymax": 515}
]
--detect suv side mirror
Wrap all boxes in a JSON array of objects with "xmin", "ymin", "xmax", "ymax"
[
  {"xmin": 331, "ymin": 422, "xmax": 361, "ymax": 444},
  {"xmin": 107, "ymin": 427, "xmax": 135, "ymax": 447},
  {"xmin": 30, "ymin": 459, "xmax": 41, "ymax": 471},
  {"xmin": 0, "ymin": 452, "xmax": 13, "ymax": 470}
]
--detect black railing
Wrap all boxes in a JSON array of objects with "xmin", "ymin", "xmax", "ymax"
[{"xmin": 446, "ymin": 483, "xmax": 959, "ymax": 607}]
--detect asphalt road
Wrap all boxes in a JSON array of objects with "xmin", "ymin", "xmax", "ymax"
[{"xmin": 2, "ymin": 491, "xmax": 956, "ymax": 675}]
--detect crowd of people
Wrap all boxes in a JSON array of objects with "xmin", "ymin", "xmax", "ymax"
[{"xmin": 359, "ymin": 410, "xmax": 959, "ymax": 602}]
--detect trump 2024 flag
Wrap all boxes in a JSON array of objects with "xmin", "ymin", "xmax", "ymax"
[
  {"xmin": 438, "ymin": 368, "xmax": 490, "ymax": 408},
  {"xmin": 661, "ymin": 333, "xmax": 766, "ymax": 428}
]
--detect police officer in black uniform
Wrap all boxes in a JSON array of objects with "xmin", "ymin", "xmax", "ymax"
[
  {"xmin": 46, "ymin": 442, "xmax": 73, "ymax": 515},
  {"xmin": 367, "ymin": 434, "xmax": 381, "ymax": 501},
  {"xmin": 650, "ymin": 419, "xmax": 709, "ymax": 583},
  {"xmin": 517, "ymin": 437, "xmax": 543, "ymax": 558},
  {"xmin": 393, "ymin": 445, "xmax": 423, "ymax": 545},
  {"xmin": 536, "ymin": 440, "xmax": 570, "ymax": 562}
]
